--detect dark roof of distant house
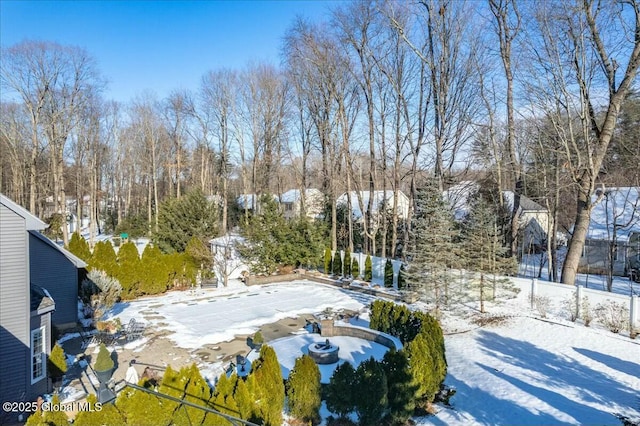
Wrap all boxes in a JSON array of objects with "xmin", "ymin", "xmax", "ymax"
[{"xmin": 31, "ymin": 284, "xmax": 55, "ymax": 314}]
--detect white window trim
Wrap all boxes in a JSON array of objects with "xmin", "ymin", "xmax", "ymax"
[{"xmin": 31, "ymin": 326, "xmax": 46, "ymax": 384}]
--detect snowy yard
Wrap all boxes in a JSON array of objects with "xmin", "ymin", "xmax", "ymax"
[{"xmin": 110, "ymin": 279, "xmax": 640, "ymax": 425}]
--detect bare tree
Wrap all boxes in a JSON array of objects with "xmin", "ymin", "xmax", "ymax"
[{"xmin": 523, "ymin": 0, "xmax": 640, "ymax": 285}]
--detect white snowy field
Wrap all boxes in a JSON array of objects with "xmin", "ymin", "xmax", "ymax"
[{"xmin": 109, "ymin": 279, "xmax": 640, "ymax": 425}]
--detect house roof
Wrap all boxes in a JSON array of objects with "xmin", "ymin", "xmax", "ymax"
[
  {"xmin": 586, "ymin": 186, "xmax": 640, "ymax": 242},
  {"xmin": 280, "ymin": 188, "xmax": 322, "ymax": 204},
  {"xmin": 336, "ymin": 190, "xmax": 409, "ymax": 219},
  {"xmin": 29, "ymin": 230, "xmax": 88, "ymax": 268},
  {"xmin": 236, "ymin": 194, "xmax": 279, "ymax": 209},
  {"xmin": 503, "ymin": 191, "xmax": 547, "ymax": 212},
  {"xmin": 30, "ymin": 284, "xmax": 55, "ymax": 314},
  {"xmin": 0, "ymin": 193, "xmax": 47, "ymax": 230}
]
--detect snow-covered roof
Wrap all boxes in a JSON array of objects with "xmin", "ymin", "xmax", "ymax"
[
  {"xmin": 503, "ymin": 191, "xmax": 547, "ymax": 212},
  {"xmin": 280, "ymin": 188, "xmax": 322, "ymax": 204},
  {"xmin": 586, "ymin": 186, "xmax": 640, "ymax": 242},
  {"xmin": 336, "ymin": 190, "xmax": 409, "ymax": 219},
  {"xmin": 236, "ymin": 193, "xmax": 279, "ymax": 209},
  {"xmin": 443, "ymin": 181, "xmax": 479, "ymax": 220},
  {"xmin": 0, "ymin": 193, "xmax": 47, "ymax": 230}
]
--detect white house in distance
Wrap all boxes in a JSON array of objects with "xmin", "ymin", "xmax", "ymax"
[
  {"xmin": 578, "ymin": 186, "xmax": 640, "ymax": 276},
  {"xmin": 337, "ymin": 190, "xmax": 410, "ymax": 221},
  {"xmin": 280, "ymin": 188, "xmax": 324, "ymax": 220}
]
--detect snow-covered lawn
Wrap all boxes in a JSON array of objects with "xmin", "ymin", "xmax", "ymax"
[{"xmin": 110, "ymin": 279, "xmax": 640, "ymax": 425}]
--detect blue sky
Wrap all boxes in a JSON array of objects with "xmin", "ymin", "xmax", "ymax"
[{"xmin": 1, "ymin": 1, "xmax": 334, "ymax": 102}]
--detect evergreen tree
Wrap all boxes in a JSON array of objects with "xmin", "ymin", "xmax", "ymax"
[
  {"xmin": 364, "ymin": 255, "xmax": 373, "ymax": 282},
  {"xmin": 382, "ymin": 350, "xmax": 416, "ymax": 424},
  {"xmin": 351, "ymin": 256, "xmax": 360, "ymax": 278},
  {"xmin": 333, "ymin": 250, "xmax": 343, "ymax": 276},
  {"xmin": 139, "ymin": 245, "xmax": 171, "ymax": 295},
  {"xmin": 344, "ymin": 248, "xmax": 352, "ymax": 276},
  {"xmin": 324, "ymin": 248, "xmax": 332, "ymax": 274},
  {"xmin": 48, "ymin": 343, "xmax": 67, "ymax": 381},
  {"xmin": 74, "ymin": 394, "xmax": 125, "ymax": 425},
  {"xmin": 462, "ymin": 195, "xmax": 518, "ymax": 312},
  {"xmin": 155, "ymin": 189, "xmax": 219, "ymax": 253},
  {"xmin": 325, "ymin": 362, "xmax": 356, "ymax": 418},
  {"xmin": 286, "ymin": 354, "xmax": 321, "ymax": 424},
  {"xmin": 233, "ymin": 373, "xmax": 255, "ymax": 421},
  {"xmin": 68, "ymin": 231, "xmax": 91, "ymax": 263},
  {"xmin": 25, "ymin": 394, "xmax": 69, "ymax": 426},
  {"xmin": 397, "ymin": 264, "xmax": 407, "ymax": 290},
  {"xmin": 181, "ymin": 364, "xmax": 212, "ymax": 426},
  {"xmin": 90, "ymin": 240, "xmax": 118, "ymax": 276},
  {"xmin": 354, "ymin": 358, "xmax": 387, "ymax": 426},
  {"xmin": 250, "ymin": 345, "xmax": 285, "ymax": 426},
  {"xmin": 405, "ymin": 181, "xmax": 459, "ymax": 314},
  {"xmin": 115, "ymin": 241, "xmax": 141, "ymax": 298},
  {"xmin": 384, "ymin": 259, "xmax": 394, "ymax": 288},
  {"xmin": 185, "ymin": 235, "xmax": 213, "ymax": 272},
  {"xmin": 207, "ymin": 373, "xmax": 240, "ymax": 425}
]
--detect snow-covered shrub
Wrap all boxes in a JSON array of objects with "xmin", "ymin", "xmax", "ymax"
[
  {"xmin": 594, "ymin": 301, "xmax": 629, "ymax": 334},
  {"xmin": 581, "ymin": 295, "xmax": 593, "ymax": 327},
  {"xmin": 561, "ymin": 292, "xmax": 578, "ymax": 322},
  {"xmin": 532, "ymin": 295, "xmax": 551, "ymax": 318}
]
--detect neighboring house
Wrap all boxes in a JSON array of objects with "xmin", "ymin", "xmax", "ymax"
[
  {"xmin": 337, "ymin": 190, "xmax": 410, "ymax": 221},
  {"xmin": 279, "ymin": 188, "xmax": 324, "ymax": 220},
  {"xmin": 0, "ymin": 194, "xmax": 64, "ymax": 420},
  {"xmin": 236, "ymin": 194, "xmax": 279, "ymax": 212},
  {"xmin": 578, "ymin": 187, "xmax": 640, "ymax": 276},
  {"xmin": 444, "ymin": 181, "xmax": 552, "ymax": 254}
]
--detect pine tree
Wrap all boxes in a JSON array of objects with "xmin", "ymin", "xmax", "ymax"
[
  {"xmin": 68, "ymin": 232, "xmax": 91, "ymax": 263},
  {"xmin": 462, "ymin": 195, "xmax": 518, "ymax": 312},
  {"xmin": 344, "ymin": 248, "xmax": 352, "ymax": 276},
  {"xmin": 324, "ymin": 248, "xmax": 332, "ymax": 274},
  {"xmin": 354, "ymin": 358, "xmax": 387, "ymax": 425},
  {"xmin": 333, "ymin": 250, "xmax": 343, "ymax": 276},
  {"xmin": 382, "ymin": 350, "xmax": 416, "ymax": 424},
  {"xmin": 351, "ymin": 256, "xmax": 360, "ymax": 278},
  {"xmin": 384, "ymin": 259, "xmax": 394, "ymax": 288},
  {"xmin": 405, "ymin": 181, "xmax": 459, "ymax": 314},
  {"xmin": 364, "ymin": 255, "xmax": 372, "ymax": 282},
  {"xmin": 286, "ymin": 354, "xmax": 321, "ymax": 424},
  {"xmin": 250, "ymin": 345, "xmax": 285, "ymax": 426},
  {"xmin": 325, "ymin": 362, "xmax": 355, "ymax": 418}
]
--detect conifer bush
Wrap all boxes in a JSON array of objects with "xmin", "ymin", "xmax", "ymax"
[
  {"xmin": 382, "ymin": 349, "xmax": 416, "ymax": 424},
  {"xmin": 351, "ymin": 257, "xmax": 360, "ymax": 279},
  {"xmin": 68, "ymin": 231, "xmax": 91, "ymax": 263},
  {"xmin": 397, "ymin": 264, "xmax": 406, "ymax": 289},
  {"xmin": 90, "ymin": 240, "xmax": 118, "ymax": 276},
  {"xmin": 333, "ymin": 251, "xmax": 343, "ymax": 276},
  {"xmin": 364, "ymin": 255, "xmax": 372, "ymax": 282},
  {"xmin": 286, "ymin": 354, "xmax": 321, "ymax": 424},
  {"xmin": 94, "ymin": 343, "xmax": 114, "ymax": 372},
  {"xmin": 344, "ymin": 248, "xmax": 351, "ymax": 277},
  {"xmin": 384, "ymin": 259, "xmax": 394, "ymax": 288},
  {"xmin": 250, "ymin": 345, "xmax": 285, "ymax": 426},
  {"xmin": 325, "ymin": 362, "xmax": 356, "ymax": 418},
  {"xmin": 354, "ymin": 358, "xmax": 387, "ymax": 425},
  {"xmin": 48, "ymin": 343, "xmax": 67, "ymax": 381},
  {"xmin": 324, "ymin": 248, "xmax": 332, "ymax": 274}
]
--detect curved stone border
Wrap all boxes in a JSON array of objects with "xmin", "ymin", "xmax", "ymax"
[{"xmin": 321, "ymin": 321, "xmax": 402, "ymax": 351}]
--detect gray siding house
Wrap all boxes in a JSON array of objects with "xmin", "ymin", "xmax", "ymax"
[{"xmin": 0, "ymin": 194, "xmax": 85, "ymax": 422}]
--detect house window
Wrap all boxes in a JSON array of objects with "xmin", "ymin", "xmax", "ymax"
[
  {"xmin": 31, "ymin": 326, "xmax": 46, "ymax": 383},
  {"xmin": 284, "ymin": 203, "xmax": 293, "ymax": 212}
]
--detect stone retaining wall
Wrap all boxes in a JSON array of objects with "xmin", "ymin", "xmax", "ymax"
[{"xmin": 321, "ymin": 322, "xmax": 402, "ymax": 351}]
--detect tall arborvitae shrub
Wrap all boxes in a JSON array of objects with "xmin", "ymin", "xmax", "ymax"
[
  {"xmin": 384, "ymin": 259, "xmax": 394, "ymax": 288},
  {"xmin": 324, "ymin": 248, "xmax": 332, "ymax": 274},
  {"xmin": 90, "ymin": 240, "xmax": 118, "ymax": 276},
  {"xmin": 179, "ymin": 364, "xmax": 211, "ymax": 425},
  {"xmin": 68, "ymin": 232, "xmax": 91, "ymax": 263},
  {"xmin": 208, "ymin": 373, "xmax": 240, "ymax": 424},
  {"xmin": 74, "ymin": 394, "xmax": 125, "ymax": 425},
  {"xmin": 140, "ymin": 245, "xmax": 170, "ymax": 295},
  {"xmin": 382, "ymin": 350, "xmax": 416, "ymax": 424},
  {"xmin": 343, "ymin": 248, "xmax": 352, "ymax": 276},
  {"xmin": 251, "ymin": 345, "xmax": 285, "ymax": 426},
  {"xmin": 351, "ymin": 257, "xmax": 360, "ymax": 279},
  {"xmin": 397, "ymin": 264, "xmax": 407, "ymax": 289},
  {"xmin": 286, "ymin": 355, "xmax": 321, "ymax": 424},
  {"xmin": 333, "ymin": 251, "xmax": 343, "ymax": 276},
  {"xmin": 25, "ymin": 394, "xmax": 69, "ymax": 426},
  {"xmin": 364, "ymin": 255, "xmax": 373, "ymax": 282},
  {"xmin": 115, "ymin": 241, "xmax": 141, "ymax": 298},
  {"xmin": 325, "ymin": 362, "xmax": 356, "ymax": 418},
  {"xmin": 233, "ymin": 374, "xmax": 255, "ymax": 421},
  {"xmin": 354, "ymin": 358, "xmax": 387, "ymax": 425}
]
